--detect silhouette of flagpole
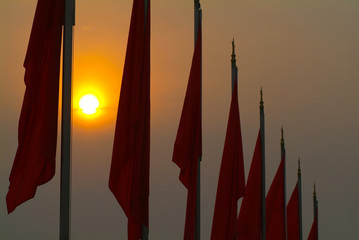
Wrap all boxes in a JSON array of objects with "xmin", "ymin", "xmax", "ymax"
[
  {"xmin": 194, "ymin": 1, "xmax": 201, "ymax": 239},
  {"xmin": 281, "ymin": 127, "xmax": 288, "ymax": 240},
  {"xmin": 60, "ymin": 0, "xmax": 75, "ymax": 239},
  {"xmin": 142, "ymin": 1, "xmax": 149, "ymax": 239},
  {"xmin": 313, "ymin": 184, "xmax": 319, "ymax": 239},
  {"xmin": 298, "ymin": 159, "xmax": 303, "ymax": 240},
  {"xmin": 260, "ymin": 88, "xmax": 266, "ymax": 240},
  {"xmin": 231, "ymin": 39, "xmax": 238, "ymax": 92}
]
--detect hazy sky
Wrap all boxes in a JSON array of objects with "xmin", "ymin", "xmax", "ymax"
[{"xmin": 1, "ymin": 0, "xmax": 359, "ymax": 239}]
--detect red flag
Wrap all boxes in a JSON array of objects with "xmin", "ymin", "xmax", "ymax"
[
  {"xmin": 307, "ymin": 214, "xmax": 318, "ymax": 240},
  {"xmin": 265, "ymin": 156, "xmax": 286, "ymax": 240},
  {"xmin": 237, "ymin": 132, "xmax": 262, "ymax": 240},
  {"xmin": 287, "ymin": 183, "xmax": 300, "ymax": 240},
  {"xmin": 307, "ymin": 203, "xmax": 318, "ymax": 240},
  {"xmin": 109, "ymin": 0, "xmax": 150, "ymax": 239},
  {"xmin": 172, "ymin": 23, "xmax": 202, "ymax": 240},
  {"xmin": 210, "ymin": 80, "xmax": 245, "ymax": 240},
  {"xmin": 6, "ymin": 0, "xmax": 63, "ymax": 213}
]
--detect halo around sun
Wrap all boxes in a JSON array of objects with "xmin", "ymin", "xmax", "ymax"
[{"xmin": 79, "ymin": 94, "xmax": 100, "ymax": 115}]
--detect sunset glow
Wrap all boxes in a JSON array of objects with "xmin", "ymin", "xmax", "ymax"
[{"xmin": 79, "ymin": 94, "xmax": 99, "ymax": 115}]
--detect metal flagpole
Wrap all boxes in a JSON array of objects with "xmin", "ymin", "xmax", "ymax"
[
  {"xmin": 194, "ymin": 0, "xmax": 200, "ymax": 44},
  {"xmin": 260, "ymin": 89, "xmax": 266, "ymax": 240},
  {"xmin": 142, "ymin": 0, "xmax": 149, "ymax": 239},
  {"xmin": 313, "ymin": 184, "xmax": 318, "ymax": 239},
  {"xmin": 281, "ymin": 128, "xmax": 288, "ymax": 240},
  {"xmin": 194, "ymin": 1, "xmax": 201, "ymax": 239},
  {"xmin": 60, "ymin": 0, "xmax": 75, "ymax": 239},
  {"xmin": 316, "ymin": 196, "xmax": 319, "ymax": 240},
  {"xmin": 231, "ymin": 39, "xmax": 236, "ymax": 92},
  {"xmin": 142, "ymin": 226, "xmax": 149, "ymax": 240},
  {"xmin": 236, "ymin": 66, "xmax": 238, "ymax": 89},
  {"xmin": 298, "ymin": 159, "xmax": 303, "ymax": 240}
]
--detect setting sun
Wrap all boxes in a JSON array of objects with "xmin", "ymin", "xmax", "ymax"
[{"xmin": 79, "ymin": 94, "xmax": 100, "ymax": 115}]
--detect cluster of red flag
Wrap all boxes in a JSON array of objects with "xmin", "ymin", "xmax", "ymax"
[
  {"xmin": 208, "ymin": 44, "xmax": 319, "ymax": 240},
  {"xmin": 7, "ymin": 1, "xmax": 320, "ymax": 240}
]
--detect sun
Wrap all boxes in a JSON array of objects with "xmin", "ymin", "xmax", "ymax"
[{"xmin": 79, "ymin": 94, "xmax": 100, "ymax": 115}]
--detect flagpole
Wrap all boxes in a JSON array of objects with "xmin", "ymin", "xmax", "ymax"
[
  {"xmin": 60, "ymin": 0, "xmax": 74, "ymax": 239},
  {"xmin": 194, "ymin": 0, "xmax": 200, "ymax": 44},
  {"xmin": 280, "ymin": 127, "xmax": 285, "ymax": 158},
  {"xmin": 260, "ymin": 89, "xmax": 266, "ymax": 240},
  {"xmin": 231, "ymin": 40, "xmax": 237, "ymax": 92},
  {"xmin": 313, "ymin": 184, "xmax": 318, "ymax": 239},
  {"xmin": 142, "ymin": 225, "xmax": 149, "ymax": 240},
  {"xmin": 194, "ymin": 1, "xmax": 201, "ymax": 239},
  {"xmin": 298, "ymin": 159, "xmax": 303, "ymax": 240},
  {"xmin": 281, "ymin": 128, "xmax": 288, "ymax": 240},
  {"xmin": 141, "ymin": 0, "xmax": 149, "ymax": 239}
]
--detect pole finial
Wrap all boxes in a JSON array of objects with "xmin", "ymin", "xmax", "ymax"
[
  {"xmin": 281, "ymin": 126, "xmax": 284, "ymax": 145},
  {"xmin": 298, "ymin": 158, "xmax": 301, "ymax": 174},
  {"xmin": 260, "ymin": 87, "xmax": 264, "ymax": 108},
  {"xmin": 313, "ymin": 183, "xmax": 316, "ymax": 197},
  {"xmin": 231, "ymin": 39, "xmax": 236, "ymax": 61},
  {"xmin": 195, "ymin": 0, "xmax": 201, "ymax": 9}
]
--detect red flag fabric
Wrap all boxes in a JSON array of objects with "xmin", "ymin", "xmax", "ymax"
[
  {"xmin": 287, "ymin": 183, "xmax": 300, "ymax": 240},
  {"xmin": 237, "ymin": 132, "xmax": 262, "ymax": 240},
  {"xmin": 307, "ymin": 207, "xmax": 318, "ymax": 240},
  {"xmin": 6, "ymin": 0, "xmax": 63, "ymax": 214},
  {"xmin": 210, "ymin": 80, "xmax": 245, "ymax": 240},
  {"xmin": 108, "ymin": 0, "xmax": 150, "ymax": 239},
  {"xmin": 172, "ymin": 23, "xmax": 202, "ymax": 240},
  {"xmin": 265, "ymin": 156, "xmax": 286, "ymax": 240}
]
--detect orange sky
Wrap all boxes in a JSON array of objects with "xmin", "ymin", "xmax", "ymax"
[{"xmin": 1, "ymin": 0, "xmax": 359, "ymax": 239}]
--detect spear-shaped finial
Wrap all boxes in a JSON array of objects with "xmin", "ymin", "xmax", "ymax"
[
  {"xmin": 232, "ymin": 38, "xmax": 236, "ymax": 61},
  {"xmin": 313, "ymin": 183, "xmax": 316, "ymax": 198},
  {"xmin": 260, "ymin": 87, "xmax": 264, "ymax": 108},
  {"xmin": 280, "ymin": 126, "xmax": 285, "ymax": 157},
  {"xmin": 298, "ymin": 158, "xmax": 301, "ymax": 174},
  {"xmin": 195, "ymin": 0, "xmax": 201, "ymax": 9}
]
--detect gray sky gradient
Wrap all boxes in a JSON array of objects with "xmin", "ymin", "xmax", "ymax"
[{"xmin": 1, "ymin": 0, "xmax": 359, "ymax": 239}]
